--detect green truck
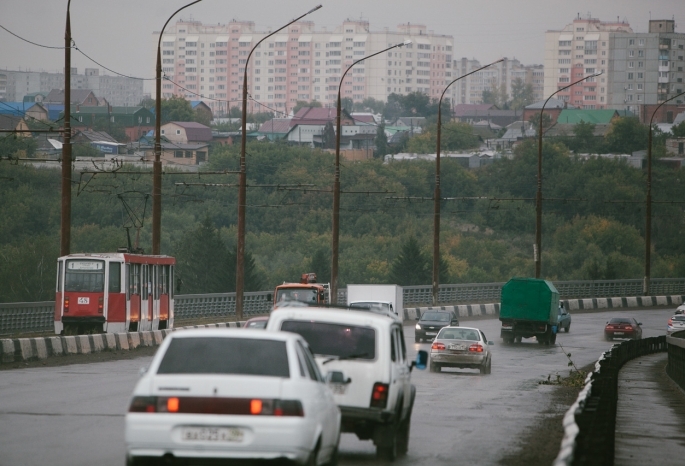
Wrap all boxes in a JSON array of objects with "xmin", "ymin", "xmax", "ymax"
[{"xmin": 499, "ymin": 278, "xmax": 560, "ymax": 345}]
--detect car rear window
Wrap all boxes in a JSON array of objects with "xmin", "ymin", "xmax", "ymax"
[
  {"xmin": 421, "ymin": 312, "xmax": 450, "ymax": 321},
  {"xmin": 609, "ymin": 318, "xmax": 632, "ymax": 324},
  {"xmin": 157, "ymin": 337, "xmax": 289, "ymax": 377},
  {"xmin": 438, "ymin": 328, "xmax": 480, "ymax": 341},
  {"xmin": 280, "ymin": 320, "xmax": 376, "ymax": 360},
  {"xmin": 673, "ymin": 316, "xmax": 685, "ymax": 322}
]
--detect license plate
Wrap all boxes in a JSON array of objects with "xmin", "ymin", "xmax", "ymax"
[
  {"xmin": 77, "ymin": 297, "xmax": 90, "ymax": 305},
  {"xmin": 426, "ymin": 332, "xmax": 437, "ymax": 336},
  {"xmin": 181, "ymin": 427, "xmax": 244, "ymax": 443},
  {"xmin": 614, "ymin": 332, "xmax": 624, "ymax": 335},
  {"xmin": 449, "ymin": 344, "xmax": 465, "ymax": 350},
  {"xmin": 328, "ymin": 383, "xmax": 347, "ymax": 395}
]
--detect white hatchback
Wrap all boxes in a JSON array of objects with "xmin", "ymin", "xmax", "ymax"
[{"xmin": 125, "ymin": 328, "xmax": 341, "ymax": 465}]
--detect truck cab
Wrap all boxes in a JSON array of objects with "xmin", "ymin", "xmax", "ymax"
[{"xmin": 273, "ymin": 273, "xmax": 330, "ymax": 308}]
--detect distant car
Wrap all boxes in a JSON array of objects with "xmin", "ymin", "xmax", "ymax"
[
  {"xmin": 557, "ymin": 304, "xmax": 572, "ymax": 332},
  {"xmin": 243, "ymin": 316, "xmax": 269, "ymax": 329},
  {"xmin": 604, "ymin": 317, "xmax": 642, "ymax": 341},
  {"xmin": 125, "ymin": 328, "xmax": 341, "ymax": 466},
  {"xmin": 429, "ymin": 326, "xmax": 493, "ymax": 374},
  {"xmin": 415, "ymin": 311, "xmax": 459, "ymax": 343},
  {"xmin": 667, "ymin": 314, "xmax": 685, "ymax": 335}
]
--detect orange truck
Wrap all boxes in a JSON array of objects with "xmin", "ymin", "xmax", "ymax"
[{"xmin": 273, "ymin": 273, "xmax": 330, "ymax": 307}]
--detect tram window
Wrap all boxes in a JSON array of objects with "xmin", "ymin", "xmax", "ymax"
[
  {"xmin": 57, "ymin": 261, "xmax": 63, "ymax": 292},
  {"xmin": 109, "ymin": 262, "xmax": 121, "ymax": 293},
  {"xmin": 161, "ymin": 265, "xmax": 170, "ymax": 295},
  {"xmin": 65, "ymin": 260, "xmax": 105, "ymax": 292},
  {"xmin": 170, "ymin": 266, "xmax": 175, "ymax": 298},
  {"xmin": 129, "ymin": 264, "xmax": 141, "ymax": 295},
  {"xmin": 142, "ymin": 266, "xmax": 149, "ymax": 300}
]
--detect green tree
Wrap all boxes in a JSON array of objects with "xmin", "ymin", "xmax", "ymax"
[
  {"xmin": 194, "ymin": 106, "xmax": 213, "ymax": 126},
  {"xmin": 510, "ymin": 78, "xmax": 534, "ymax": 110},
  {"xmin": 482, "ymin": 84, "xmax": 508, "ymax": 107},
  {"xmin": 602, "ymin": 117, "xmax": 649, "ymax": 154},
  {"xmin": 671, "ymin": 121, "xmax": 685, "ymax": 138},
  {"xmin": 321, "ymin": 121, "xmax": 336, "ymax": 149},
  {"xmin": 161, "ymin": 96, "xmax": 195, "ymax": 123},
  {"xmin": 570, "ymin": 120, "xmax": 598, "ymax": 153},
  {"xmin": 174, "ymin": 217, "xmax": 231, "ymax": 294},
  {"xmin": 389, "ymin": 237, "xmax": 429, "ymax": 285},
  {"xmin": 339, "ymin": 97, "xmax": 354, "ymax": 114},
  {"xmin": 309, "ymin": 249, "xmax": 331, "ymax": 283},
  {"xmin": 374, "ymin": 123, "xmax": 389, "ymax": 158},
  {"xmin": 354, "ymin": 97, "xmax": 385, "ymax": 114}
]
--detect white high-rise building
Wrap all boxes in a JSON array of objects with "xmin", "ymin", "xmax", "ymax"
[
  {"xmin": 154, "ymin": 19, "xmax": 454, "ymax": 116},
  {"xmin": 450, "ymin": 58, "xmax": 542, "ymax": 105}
]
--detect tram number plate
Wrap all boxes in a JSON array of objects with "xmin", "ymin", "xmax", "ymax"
[
  {"xmin": 181, "ymin": 427, "xmax": 244, "ymax": 443},
  {"xmin": 77, "ymin": 297, "xmax": 90, "ymax": 305}
]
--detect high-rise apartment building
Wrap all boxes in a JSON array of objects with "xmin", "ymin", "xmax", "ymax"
[
  {"xmin": 544, "ymin": 15, "xmax": 685, "ymax": 114},
  {"xmin": 451, "ymin": 58, "xmax": 542, "ymax": 105},
  {"xmin": 0, "ymin": 67, "xmax": 144, "ymax": 106},
  {"xmin": 154, "ymin": 19, "xmax": 454, "ymax": 116}
]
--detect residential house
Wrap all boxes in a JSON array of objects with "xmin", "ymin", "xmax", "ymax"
[
  {"xmin": 72, "ymin": 129, "xmax": 126, "ymax": 155},
  {"xmin": 69, "ymin": 106, "xmax": 155, "ymax": 141},
  {"xmin": 544, "ymin": 108, "xmax": 620, "ymax": 139},
  {"xmin": 522, "ymin": 99, "xmax": 574, "ymax": 125},
  {"xmin": 0, "ymin": 114, "xmax": 30, "ymax": 136},
  {"xmin": 25, "ymin": 103, "xmax": 48, "ymax": 121},
  {"xmin": 0, "ymin": 102, "xmax": 34, "ymax": 118},
  {"xmin": 191, "ymin": 100, "xmax": 213, "ymax": 123},
  {"xmin": 137, "ymin": 142, "xmax": 209, "ymax": 166},
  {"xmin": 666, "ymin": 138, "xmax": 685, "ymax": 156},
  {"xmin": 160, "ymin": 121, "xmax": 212, "ymax": 144},
  {"xmin": 44, "ymin": 89, "xmax": 101, "ymax": 107},
  {"xmin": 286, "ymin": 107, "xmax": 354, "ymax": 146},
  {"xmin": 254, "ymin": 118, "xmax": 292, "ymax": 141}
]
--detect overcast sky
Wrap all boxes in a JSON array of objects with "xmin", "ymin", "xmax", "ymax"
[{"xmin": 1, "ymin": 0, "xmax": 683, "ymax": 93}]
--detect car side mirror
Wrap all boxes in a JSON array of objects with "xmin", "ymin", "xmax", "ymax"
[
  {"xmin": 412, "ymin": 350, "xmax": 428, "ymax": 371},
  {"xmin": 326, "ymin": 371, "xmax": 351, "ymax": 384},
  {"xmin": 638, "ymin": 322, "xmax": 642, "ymax": 326},
  {"xmin": 451, "ymin": 320, "xmax": 459, "ymax": 326}
]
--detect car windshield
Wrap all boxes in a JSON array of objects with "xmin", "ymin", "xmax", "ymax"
[
  {"xmin": 421, "ymin": 312, "xmax": 450, "ymax": 322},
  {"xmin": 438, "ymin": 328, "xmax": 480, "ymax": 341},
  {"xmin": 609, "ymin": 318, "xmax": 633, "ymax": 324},
  {"xmin": 276, "ymin": 288, "xmax": 319, "ymax": 303},
  {"xmin": 245, "ymin": 320, "xmax": 267, "ymax": 329},
  {"xmin": 350, "ymin": 302, "xmax": 391, "ymax": 312},
  {"xmin": 280, "ymin": 320, "xmax": 375, "ymax": 360},
  {"xmin": 157, "ymin": 337, "xmax": 289, "ymax": 377}
]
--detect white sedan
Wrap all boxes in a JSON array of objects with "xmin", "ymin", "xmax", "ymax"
[{"xmin": 125, "ymin": 328, "xmax": 341, "ymax": 465}]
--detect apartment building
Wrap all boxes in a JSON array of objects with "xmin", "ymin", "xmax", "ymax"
[
  {"xmin": 545, "ymin": 15, "xmax": 685, "ymax": 115},
  {"xmin": 154, "ymin": 19, "xmax": 454, "ymax": 116},
  {"xmin": 0, "ymin": 68, "xmax": 144, "ymax": 106},
  {"xmin": 450, "ymin": 58, "xmax": 542, "ymax": 105}
]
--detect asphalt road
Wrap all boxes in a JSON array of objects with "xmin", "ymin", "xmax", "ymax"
[{"xmin": 0, "ymin": 307, "xmax": 674, "ymax": 466}]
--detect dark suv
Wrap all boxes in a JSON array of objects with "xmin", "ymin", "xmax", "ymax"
[{"xmin": 415, "ymin": 310, "xmax": 459, "ymax": 342}]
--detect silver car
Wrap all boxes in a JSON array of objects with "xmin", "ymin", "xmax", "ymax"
[{"xmin": 429, "ymin": 326, "xmax": 493, "ymax": 374}]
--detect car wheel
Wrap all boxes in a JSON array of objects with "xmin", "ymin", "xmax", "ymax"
[
  {"xmin": 479, "ymin": 361, "xmax": 488, "ymax": 375},
  {"xmin": 429, "ymin": 361, "xmax": 440, "ymax": 373},
  {"xmin": 514, "ymin": 336, "xmax": 522, "ymax": 344},
  {"xmin": 415, "ymin": 335, "xmax": 420, "ymax": 343},
  {"xmin": 486, "ymin": 358, "xmax": 492, "ymax": 374},
  {"xmin": 605, "ymin": 334, "xmax": 612, "ymax": 341},
  {"xmin": 565, "ymin": 324, "xmax": 570, "ymax": 333}
]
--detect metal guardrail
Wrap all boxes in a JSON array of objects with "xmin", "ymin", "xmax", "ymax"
[
  {"xmin": 3, "ymin": 278, "xmax": 685, "ymax": 335},
  {"xmin": 554, "ymin": 336, "xmax": 668, "ymax": 466},
  {"xmin": 666, "ymin": 330, "xmax": 685, "ymax": 392}
]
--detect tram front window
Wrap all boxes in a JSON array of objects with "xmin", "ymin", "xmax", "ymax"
[{"xmin": 65, "ymin": 260, "xmax": 105, "ymax": 292}]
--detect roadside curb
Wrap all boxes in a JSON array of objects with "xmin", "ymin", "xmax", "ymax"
[
  {"xmin": 0, "ymin": 321, "xmax": 244, "ymax": 365},
  {"xmin": 402, "ymin": 294, "xmax": 685, "ymax": 320}
]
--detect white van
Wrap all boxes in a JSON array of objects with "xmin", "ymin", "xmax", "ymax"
[{"xmin": 266, "ymin": 306, "xmax": 426, "ymax": 461}]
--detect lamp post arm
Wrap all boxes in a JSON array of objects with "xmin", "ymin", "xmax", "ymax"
[{"xmin": 644, "ymin": 88, "xmax": 685, "ymax": 295}]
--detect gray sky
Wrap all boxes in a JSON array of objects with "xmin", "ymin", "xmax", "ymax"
[{"xmin": 1, "ymin": 0, "xmax": 683, "ymax": 93}]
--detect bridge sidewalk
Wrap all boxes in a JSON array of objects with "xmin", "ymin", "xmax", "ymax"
[{"xmin": 615, "ymin": 352, "xmax": 685, "ymax": 465}]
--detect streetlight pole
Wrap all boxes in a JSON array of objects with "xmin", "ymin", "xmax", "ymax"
[
  {"xmin": 431, "ymin": 58, "xmax": 503, "ymax": 306},
  {"xmin": 534, "ymin": 70, "xmax": 602, "ymax": 278},
  {"xmin": 236, "ymin": 5, "xmax": 322, "ymax": 319},
  {"xmin": 60, "ymin": 0, "xmax": 72, "ymax": 257},
  {"xmin": 153, "ymin": 0, "xmax": 203, "ymax": 256},
  {"xmin": 330, "ymin": 40, "xmax": 411, "ymax": 305},
  {"xmin": 644, "ymin": 89, "xmax": 685, "ymax": 295}
]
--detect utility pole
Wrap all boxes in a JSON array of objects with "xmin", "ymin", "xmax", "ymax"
[{"xmin": 60, "ymin": 0, "xmax": 72, "ymax": 257}]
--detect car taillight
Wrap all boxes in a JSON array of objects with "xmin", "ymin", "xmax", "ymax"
[
  {"xmin": 668, "ymin": 318, "xmax": 673, "ymax": 326},
  {"xmin": 63, "ymin": 296, "xmax": 69, "ymax": 312},
  {"xmin": 128, "ymin": 396, "xmax": 303, "ymax": 416},
  {"xmin": 468, "ymin": 344, "xmax": 484, "ymax": 353},
  {"xmin": 370, "ymin": 383, "xmax": 389, "ymax": 409},
  {"xmin": 431, "ymin": 342, "xmax": 445, "ymax": 350},
  {"xmin": 606, "ymin": 325, "xmax": 613, "ymax": 329},
  {"xmin": 98, "ymin": 296, "xmax": 104, "ymax": 313}
]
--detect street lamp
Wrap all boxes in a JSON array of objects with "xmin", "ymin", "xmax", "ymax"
[
  {"xmin": 329, "ymin": 39, "xmax": 411, "ymax": 305},
  {"xmin": 60, "ymin": 0, "xmax": 73, "ymax": 256},
  {"xmin": 153, "ymin": 0, "xmax": 203, "ymax": 256},
  {"xmin": 431, "ymin": 58, "xmax": 503, "ymax": 306},
  {"xmin": 534, "ymin": 70, "xmax": 603, "ymax": 278},
  {"xmin": 235, "ymin": 5, "xmax": 322, "ymax": 319},
  {"xmin": 644, "ymin": 89, "xmax": 685, "ymax": 295}
]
